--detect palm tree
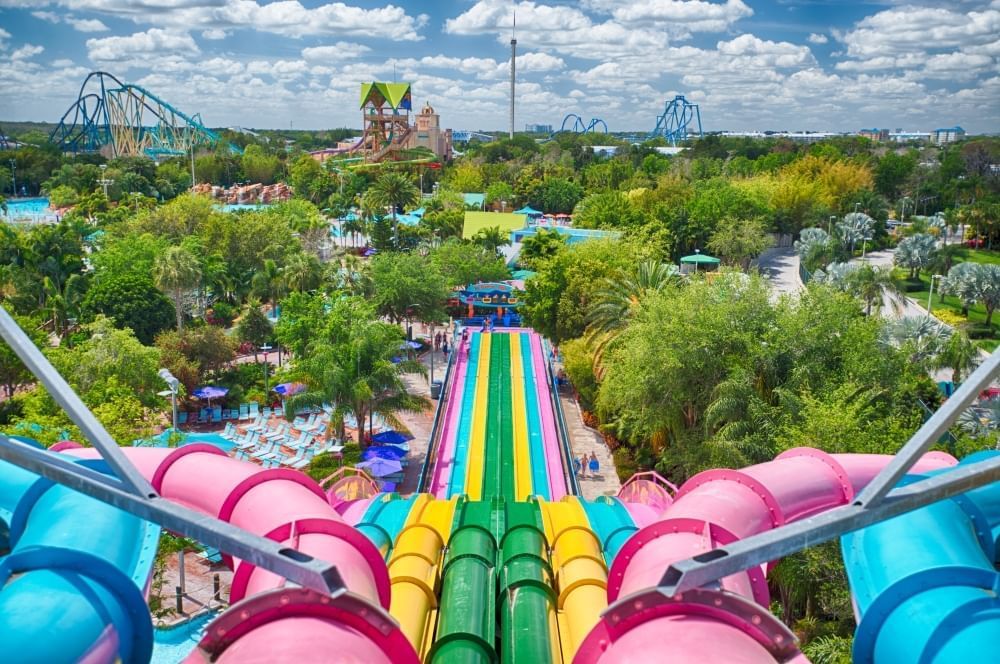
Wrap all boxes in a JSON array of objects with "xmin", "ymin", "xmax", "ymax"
[
  {"xmin": 471, "ymin": 225, "xmax": 511, "ymax": 256},
  {"xmin": 894, "ymin": 233, "xmax": 937, "ymax": 280},
  {"xmin": 935, "ymin": 330, "xmax": 980, "ymax": 384},
  {"xmin": 251, "ymin": 259, "xmax": 286, "ymax": 314},
  {"xmin": 587, "ymin": 260, "xmax": 680, "ymax": 373},
  {"xmin": 365, "ymin": 172, "xmax": 419, "ymax": 248},
  {"xmin": 153, "ymin": 245, "xmax": 202, "ymax": 330},
  {"xmin": 283, "ymin": 252, "xmax": 322, "ymax": 293},
  {"xmin": 848, "ymin": 264, "xmax": 906, "ymax": 316},
  {"xmin": 880, "ymin": 316, "xmax": 950, "ymax": 369},
  {"xmin": 942, "ymin": 262, "xmax": 981, "ymax": 316},
  {"xmin": 836, "ymin": 212, "xmax": 875, "ymax": 254},
  {"xmin": 42, "ymin": 273, "xmax": 86, "ymax": 339}
]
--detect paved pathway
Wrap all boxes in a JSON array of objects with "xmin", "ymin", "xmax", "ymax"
[
  {"xmin": 755, "ymin": 247, "xmax": 803, "ymax": 299},
  {"xmin": 395, "ymin": 350, "xmax": 437, "ymax": 494},
  {"xmin": 556, "ymin": 382, "xmax": 622, "ymax": 499}
]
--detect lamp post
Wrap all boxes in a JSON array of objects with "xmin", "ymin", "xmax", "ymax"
[
  {"xmin": 927, "ymin": 274, "xmax": 943, "ymax": 319},
  {"xmin": 9, "ymin": 159, "xmax": 15, "ymax": 198},
  {"xmin": 98, "ymin": 164, "xmax": 114, "ymax": 198},
  {"xmin": 828, "ymin": 215, "xmax": 836, "ymax": 236},
  {"xmin": 260, "ymin": 344, "xmax": 272, "ymax": 397},
  {"xmin": 157, "ymin": 368, "xmax": 180, "ymax": 432}
]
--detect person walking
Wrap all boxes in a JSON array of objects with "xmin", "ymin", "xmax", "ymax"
[
  {"xmin": 434, "ymin": 332, "xmax": 442, "ymax": 351},
  {"xmin": 588, "ymin": 452, "xmax": 600, "ymax": 477},
  {"xmin": 573, "ymin": 455, "xmax": 582, "ymax": 478}
]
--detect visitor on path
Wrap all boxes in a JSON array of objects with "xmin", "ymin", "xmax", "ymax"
[
  {"xmin": 442, "ymin": 339, "xmax": 449, "ymax": 355},
  {"xmin": 573, "ymin": 455, "xmax": 582, "ymax": 477},
  {"xmin": 589, "ymin": 452, "xmax": 600, "ymax": 477},
  {"xmin": 434, "ymin": 332, "xmax": 442, "ymax": 351}
]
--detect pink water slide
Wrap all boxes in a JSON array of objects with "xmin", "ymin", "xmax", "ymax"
[
  {"xmin": 577, "ymin": 447, "xmax": 958, "ymax": 663},
  {"xmin": 529, "ymin": 331, "xmax": 567, "ymax": 500},
  {"xmin": 427, "ymin": 333, "xmax": 469, "ymax": 497},
  {"xmin": 60, "ymin": 443, "xmax": 419, "ymax": 664}
]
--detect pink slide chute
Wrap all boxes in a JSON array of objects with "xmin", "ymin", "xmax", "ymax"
[
  {"xmin": 530, "ymin": 332, "xmax": 567, "ymax": 500},
  {"xmin": 577, "ymin": 446, "xmax": 958, "ymax": 663},
  {"xmin": 62, "ymin": 443, "xmax": 419, "ymax": 664},
  {"xmin": 428, "ymin": 333, "xmax": 469, "ymax": 497}
]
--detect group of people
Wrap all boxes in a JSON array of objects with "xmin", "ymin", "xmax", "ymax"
[
  {"xmin": 433, "ymin": 332, "xmax": 449, "ymax": 355},
  {"xmin": 574, "ymin": 451, "xmax": 600, "ymax": 478}
]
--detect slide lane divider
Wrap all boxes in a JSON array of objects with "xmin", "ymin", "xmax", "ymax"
[
  {"xmin": 482, "ymin": 333, "xmax": 504, "ymax": 500},
  {"xmin": 530, "ymin": 333, "xmax": 566, "ymax": 500},
  {"xmin": 510, "ymin": 333, "xmax": 533, "ymax": 501},
  {"xmin": 464, "ymin": 333, "xmax": 492, "ymax": 500},
  {"xmin": 448, "ymin": 332, "xmax": 482, "ymax": 499},
  {"xmin": 521, "ymin": 332, "xmax": 550, "ymax": 500}
]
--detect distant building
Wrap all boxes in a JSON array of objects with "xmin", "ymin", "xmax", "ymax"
[
  {"xmin": 933, "ymin": 126, "xmax": 965, "ymax": 144},
  {"xmin": 889, "ymin": 131, "xmax": 931, "ymax": 143},
  {"xmin": 409, "ymin": 101, "xmax": 452, "ymax": 160},
  {"xmin": 859, "ymin": 128, "xmax": 889, "ymax": 141},
  {"xmin": 524, "ymin": 123, "xmax": 553, "ymax": 133}
]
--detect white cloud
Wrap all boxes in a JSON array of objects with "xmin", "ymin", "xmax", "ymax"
[
  {"xmin": 808, "ymin": 33, "xmax": 828, "ymax": 44},
  {"xmin": 31, "ymin": 10, "xmax": 59, "ymax": 23},
  {"xmin": 67, "ymin": 17, "xmax": 109, "ymax": 32},
  {"xmin": 86, "ymin": 29, "xmax": 199, "ymax": 62},
  {"xmin": 51, "ymin": 58, "xmax": 75, "ymax": 67},
  {"xmin": 10, "ymin": 44, "xmax": 44, "ymax": 60},
  {"xmin": 0, "ymin": 28, "xmax": 9, "ymax": 50},
  {"xmin": 606, "ymin": 0, "xmax": 753, "ymax": 33},
  {"xmin": 201, "ymin": 29, "xmax": 228, "ymax": 40},
  {"xmin": 17, "ymin": 0, "xmax": 428, "ymax": 40},
  {"xmin": 716, "ymin": 34, "xmax": 815, "ymax": 67},
  {"xmin": 301, "ymin": 42, "xmax": 372, "ymax": 62},
  {"xmin": 836, "ymin": 6, "xmax": 1000, "ymax": 58}
]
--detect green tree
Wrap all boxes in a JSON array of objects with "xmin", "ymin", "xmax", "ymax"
[
  {"xmin": 527, "ymin": 177, "xmax": 583, "ymax": 213},
  {"xmin": 153, "ymin": 245, "xmax": 202, "ymax": 330},
  {"xmin": 366, "ymin": 172, "xmax": 420, "ymax": 247},
  {"xmin": 241, "ymin": 144, "xmax": 281, "ymax": 185},
  {"xmin": 81, "ymin": 273, "xmax": 175, "ymax": 344},
  {"xmin": 288, "ymin": 154, "xmax": 334, "ymax": 203},
  {"xmin": 893, "ymin": 233, "xmax": 937, "ymax": 280},
  {"xmin": 448, "ymin": 163, "xmax": 484, "ymax": 193},
  {"xmin": 251, "ymin": 259, "xmax": 286, "ymax": 313},
  {"xmin": 485, "ymin": 181, "xmax": 514, "ymax": 207},
  {"xmin": 428, "ymin": 239, "xmax": 509, "ymax": 288},
  {"xmin": 573, "ymin": 191, "xmax": 645, "ymax": 230},
  {"xmin": 518, "ymin": 228, "xmax": 567, "ymax": 269},
  {"xmin": 707, "ymin": 216, "xmax": 772, "ymax": 270},
  {"xmin": 237, "ymin": 301, "xmax": 274, "ymax": 359},
  {"xmin": 283, "ymin": 252, "xmax": 323, "ymax": 293},
  {"xmin": 0, "ymin": 313, "xmax": 46, "ymax": 398},
  {"xmin": 368, "ymin": 252, "xmax": 448, "ymax": 324},
  {"xmin": 874, "ymin": 151, "xmax": 917, "ymax": 200},
  {"xmin": 935, "ymin": 329, "xmax": 980, "ymax": 384},
  {"xmin": 471, "ymin": 225, "xmax": 510, "ymax": 256}
]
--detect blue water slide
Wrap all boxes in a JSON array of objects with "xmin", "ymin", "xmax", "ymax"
[
  {"xmin": 841, "ymin": 452, "xmax": 1000, "ymax": 663},
  {"xmin": 581, "ymin": 496, "xmax": 639, "ymax": 565},
  {"xmin": 0, "ymin": 451, "xmax": 160, "ymax": 664},
  {"xmin": 356, "ymin": 493, "xmax": 418, "ymax": 559}
]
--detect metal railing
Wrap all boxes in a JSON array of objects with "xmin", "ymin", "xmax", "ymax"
[{"xmin": 415, "ymin": 338, "xmax": 458, "ymax": 493}]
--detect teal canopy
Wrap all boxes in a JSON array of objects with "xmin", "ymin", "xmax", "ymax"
[
  {"xmin": 514, "ymin": 205, "xmax": 543, "ymax": 216},
  {"xmin": 680, "ymin": 252, "xmax": 721, "ymax": 264}
]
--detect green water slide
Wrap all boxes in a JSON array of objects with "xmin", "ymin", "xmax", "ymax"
[
  {"xmin": 498, "ymin": 335, "xmax": 516, "ymax": 501},
  {"xmin": 497, "ymin": 500, "xmax": 560, "ymax": 664},
  {"xmin": 430, "ymin": 499, "xmax": 498, "ymax": 663},
  {"xmin": 481, "ymin": 334, "xmax": 508, "ymax": 500}
]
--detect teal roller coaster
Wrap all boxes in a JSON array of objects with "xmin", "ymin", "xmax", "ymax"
[{"xmin": 50, "ymin": 71, "xmax": 236, "ymax": 159}]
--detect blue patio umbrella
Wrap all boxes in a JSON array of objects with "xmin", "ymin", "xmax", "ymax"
[
  {"xmin": 372, "ymin": 430, "xmax": 412, "ymax": 445},
  {"xmin": 192, "ymin": 386, "xmax": 229, "ymax": 400},
  {"xmin": 362, "ymin": 445, "xmax": 408, "ymax": 461},
  {"xmin": 356, "ymin": 457, "xmax": 403, "ymax": 477},
  {"xmin": 273, "ymin": 382, "xmax": 306, "ymax": 396},
  {"xmin": 400, "ymin": 341, "xmax": 422, "ymax": 350}
]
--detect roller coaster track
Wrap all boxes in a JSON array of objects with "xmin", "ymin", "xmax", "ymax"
[{"xmin": 50, "ymin": 71, "xmax": 233, "ymax": 159}]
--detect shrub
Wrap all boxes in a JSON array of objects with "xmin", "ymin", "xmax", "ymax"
[
  {"xmin": 210, "ymin": 301, "xmax": 238, "ymax": 327},
  {"xmin": 966, "ymin": 325, "xmax": 995, "ymax": 340},
  {"xmin": 613, "ymin": 447, "xmax": 638, "ymax": 482},
  {"xmin": 933, "ymin": 309, "xmax": 966, "ymax": 327}
]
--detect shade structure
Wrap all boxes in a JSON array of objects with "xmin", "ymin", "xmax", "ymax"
[
  {"xmin": 355, "ymin": 457, "xmax": 403, "ymax": 477},
  {"xmin": 680, "ymin": 252, "xmax": 721, "ymax": 265},
  {"xmin": 372, "ymin": 430, "xmax": 412, "ymax": 445},
  {"xmin": 513, "ymin": 205, "xmax": 543, "ymax": 216},
  {"xmin": 192, "ymin": 386, "xmax": 229, "ymax": 400},
  {"xmin": 273, "ymin": 382, "xmax": 306, "ymax": 396},
  {"xmin": 362, "ymin": 446, "xmax": 408, "ymax": 461}
]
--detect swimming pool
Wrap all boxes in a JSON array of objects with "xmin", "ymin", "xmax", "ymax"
[
  {"xmin": 219, "ymin": 203, "xmax": 267, "ymax": 212},
  {"xmin": 4, "ymin": 197, "xmax": 55, "ymax": 220},
  {"xmin": 151, "ymin": 611, "xmax": 216, "ymax": 664},
  {"xmin": 138, "ymin": 430, "xmax": 235, "ymax": 453}
]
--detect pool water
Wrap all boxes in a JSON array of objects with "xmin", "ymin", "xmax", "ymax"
[
  {"xmin": 138, "ymin": 430, "xmax": 235, "ymax": 453},
  {"xmin": 151, "ymin": 612, "xmax": 216, "ymax": 664},
  {"xmin": 4, "ymin": 197, "xmax": 54, "ymax": 218},
  {"xmin": 219, "ymin": 203, "xmax": 267, "ymax": 212}
]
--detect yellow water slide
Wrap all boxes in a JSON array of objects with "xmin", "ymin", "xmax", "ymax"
[
  {"xmin": 464, "ymin": 333, "xmax": 491, "ymax": 500},
  {"xmin": 509, "ymin": 333, "xmax": 533, "ymax": 500},
  {"xmin": 539, "ymin": 496, "xmax": 609, "ymax": 661},
  {"xmin": 385, "ymin": 494, "xmax": 458, "ymax": 658}
]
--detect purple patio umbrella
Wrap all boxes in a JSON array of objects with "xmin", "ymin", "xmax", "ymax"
[
  {"xmin": 192, "ymin": 386, "xmax": 228, "ymax": 405},
  {"xmin": 356, "ymin": 457, "xmax": 403, "ymax": 477},
  {"xmin": 273, "ymin": 382, "xmax": 306, "ymax": 396}
]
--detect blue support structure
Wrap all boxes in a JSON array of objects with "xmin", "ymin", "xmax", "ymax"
[
  {"xmin": 549, "ymin": 114, "xmax": 607, "ymax": 140},
  {"xmin": 648, "ymin": 95, "xmax": 703, "ymax": 146},
  {"xmin": 50, "ymin": 71, "xmax": 237, "ymax": 159}
]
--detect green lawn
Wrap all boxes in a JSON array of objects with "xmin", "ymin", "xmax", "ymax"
[
  {"xmin": 958, "ymin": 248, "xmax": 1000, "ymax": 266},
  {"xmin": 897, "ymin": 271, "xmax": 999, "ymax": 352}
]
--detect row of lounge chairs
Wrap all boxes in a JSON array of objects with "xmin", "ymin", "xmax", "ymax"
[
  {"xmin": 179, "ymin": 402, "xmax": 263, "ymax": 426},
  {"xmin": 223, "ymin": 413, "xmax": 337, "ymax": 469}
]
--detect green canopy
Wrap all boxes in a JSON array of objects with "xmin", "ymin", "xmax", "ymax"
[
  {"xmin": 511, "ymin": 269, "xmax": 536, "ymax": 280},
  {"xmin": 680, "ymin": 253, "xmax": 721, "ymax": 264}
]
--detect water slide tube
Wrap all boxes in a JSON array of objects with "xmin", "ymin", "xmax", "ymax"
[
  {"xmin": 576, "ymin": 447, "xmax": 958, "ymax": 663},
  {"xmin": 842, "ymin": 450, "xmax": 1000, "ymax": 663},
  {"xmin": 0, "ymin": 450, "xmax": 159, "ymax": 664},
  {"xmin": 448, "ymin": 332, "xmax": 485, "ymax": 498},
  {"xmin": 510, "ymin": 332, "xmax": 535, "ymax": 500},
  {"xmin": 60, "ymin": 444, "xmax": 418, "ymax": 664},
  {"xmin": 464, "ymin": 333, "xmax": 491, "ymax": 500},
  {"xmin": 522, "ymin": 332, "xmax": 553, "ymax": 499}
]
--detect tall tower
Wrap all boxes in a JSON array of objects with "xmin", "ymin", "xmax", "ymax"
[{"xmin": 509, "ymin": 16, "xmax": 516, "ymax": 140}]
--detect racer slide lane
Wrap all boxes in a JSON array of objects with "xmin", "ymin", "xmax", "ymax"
[
  {"xmin": 520, "ymin": 331, "xmax": 551, "ymax": 499},
  {"xmin": 530, "ymin": 333, "xmax": 567, "ymax": 500},
  {"xmin": 510, "ymin": 332, "xmax": 534, "ymax": 501},
  {"xmin": 427, "ymin": 332, "xmax": 470, "ymax": 497},
  {"xmin": 463, "ymin": 333, "xmax": 491, "ymax": 500},
  {"xmin": 575, "ymin": 447, "xmax": 958, "ymax": 663},
  {"xmin": 59, "ymin": 444, "xmax": 417, "ymax": 664},
  {"xmin": 446, "ymin": 332, "xmax": 484, "ymax": 499}
]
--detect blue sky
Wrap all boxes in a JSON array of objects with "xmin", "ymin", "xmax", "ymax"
[{"xmin": 0, "ymin": 1, "xmax": 997, "ymax": 132}]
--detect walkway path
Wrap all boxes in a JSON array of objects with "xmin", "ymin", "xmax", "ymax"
[
  {"xmin": 755, "ymin": 247, "xmax": 803, "ymax": 299},
  {"xmin": 395, "ymin": 350, "xmax": 437, "ymax": 494},
  {"xmin": 552, "ymin": 369, "xmax": 622, "ymax": 500}
]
